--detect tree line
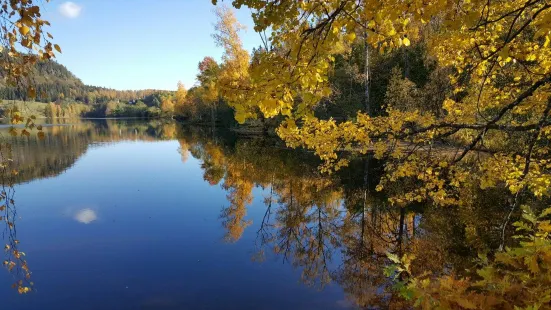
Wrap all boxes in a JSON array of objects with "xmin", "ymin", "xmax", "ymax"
[{"xmin": 0, "ymin": 57, "xmax": 174, "ymax": 118}]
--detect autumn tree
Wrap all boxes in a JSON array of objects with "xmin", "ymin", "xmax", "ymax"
[
  {"xmin": 215, "ymin": 0, "xmax": 551, "ymax": 204},
  {"xmin": 0, "ymin": 0, "xmax": 62, "ymax": 294},
  {"xmin": 197, "ymin": 57, "xmax": 220, "ymax": 101},
  {"xmin": 175, "ymin": 81, "xmax": 187, "ymax": 105},
  {"xmin": 213, "ymin": 0, "xmax": 551, "ymax": 218},
  {"xmin": 197, "ymin": 57, "xmax": 222, "ymax": 124},
  {"xmin": 211, "ymin": 0, "xmax": 551, "ymax": 307},
  {"xmin": 212, "ymin": 6, "xmax": 249, "ymax": 86},
  {"xmin": 211, "ymin": 5, "xmax": 253, "ymax": 123},
  {"xmin": 383, "ymin": 67, "xmax": 423, "ymax": 113},
  {"xmin": 160, "ymin": 97, "xmax": 175, "ymax": 117},
  {"xmin": 173, "ymin": 81, "xmax": 188, "ymax": 116}
]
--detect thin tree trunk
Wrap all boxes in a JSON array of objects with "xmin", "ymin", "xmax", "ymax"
[
  {"xmin": 362, "ymin": 157, "xmax": 369, "ymax": 254},
  {"xmin": 211, "ymin": 99, "xmax": 218, "ymax": 133},
  {"xmin": 398, "ymin": 207, "xmax": 405, "ymax": 254},
  {"xmin": 364, "ymin": 38, "xmax": 370, "ymax": 116},
  {"xmin": 403, "ymin": 47, "xmax": 410, "ymax": 79}
]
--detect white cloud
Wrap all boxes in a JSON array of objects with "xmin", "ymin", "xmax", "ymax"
[
  {"xmin": 74, "ymin": 208, "xmax": 97, "ymax": 224},
  {"xmin": 59, "ymin": 2, "xmax": 82, "ymax": 19}
]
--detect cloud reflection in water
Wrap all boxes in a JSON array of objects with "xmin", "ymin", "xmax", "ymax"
[{"xmin": 74, "ymin": 208, "xmax": 97, "ymax": 224}]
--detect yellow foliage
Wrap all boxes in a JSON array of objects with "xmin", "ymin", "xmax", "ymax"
[
  {"xmin": 0, "ymin": 0, "xmax": 59, "ymax": 293},
  {"xmin": 210, "ymin": 0, "xmax": 551, "ymax": 209},
  {"xmin": 207, "ymin": 2, "xmax": 551, "ymax": 306}
]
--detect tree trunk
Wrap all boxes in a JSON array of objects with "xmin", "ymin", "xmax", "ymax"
[
  {"xmin": 403, "ymin": 47, "xmax": 410, "ymax": 79},
  {"xmin": 364, "ymin": 38, "xmax": 371, "ymax": 116},
  {"xmin": 398, "ymin": 207, "xmax": 405, "ymax": 254},
  {"xmin": 362, "ymin": 157, "xmax": 369, "ymax": 254}
]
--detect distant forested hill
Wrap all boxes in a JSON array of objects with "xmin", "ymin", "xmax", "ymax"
[{"xmin": 0, "ymin": 59, "xmax": 172, "ymax": 107}]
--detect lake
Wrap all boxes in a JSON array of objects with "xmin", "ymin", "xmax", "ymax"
[{"xmin": 0, "ymin": 120, "xmax": 508, "ymax": 309}]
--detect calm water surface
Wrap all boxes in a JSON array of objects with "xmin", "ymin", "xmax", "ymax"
[{"xmin": 0, "ymin": 120, "xmax": 506, "ymax": 309}]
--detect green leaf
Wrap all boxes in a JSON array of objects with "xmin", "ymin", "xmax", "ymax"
[
  {"xmin": 522, "ymin": 212, "xmax": 538, "ymax": 225},
  {"xmin": 387, "ymin": 252, "xmax": 401, "ymax": 264},
  {"xmin": 477, "ymin": 252, "xmax": 489, "ymax": 265},
  {"xmin": 540, "ymin": 208, "xmax": 551, "ymax": 218},
  {"xmin": 384, "ymin": 265, "xmax": 398, "ymax": 277}
]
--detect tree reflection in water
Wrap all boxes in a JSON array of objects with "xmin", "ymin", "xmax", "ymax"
[
  {"xmin": 0, "ymin": 121, "xmax": 535, "ymax": 307},
  {"xmin": 0, "ymin": 142, "xmax": 31, "ymax": 294},
  {"xmin": 0, "ymin": 119, "xmax": 175, "ymax": 294},
  {"xmin": 179, "ymin": 126, "xmax": 522, "ymax": 309}
]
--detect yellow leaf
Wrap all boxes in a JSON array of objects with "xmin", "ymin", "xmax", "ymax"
[
  {"xmin": 456, "ymin": 296, "xmax": 477, "ymax": 309},
  {"xmin": 526, "ymin": 255, "xmax": 540, "ymax": 274},
  {"xmin": 403, "ymin": 37, "xmax": 411, "ymax": 46},
  {"xmin": 19, "ymin": 26, "xmax": 30, "ymax": 36},
  {"xmin": 54, "ymin": 44, "xmax": 62, "ymax": 53}
]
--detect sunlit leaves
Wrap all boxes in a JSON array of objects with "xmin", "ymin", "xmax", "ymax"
[
  {"xmin": 0, "ymin": 0, "xmax": 52, "ymax": 287},
  {"xmin": 204, "ymin": 1, "xmax": 551, "ymax": 306},
  {"xmin": 387, "ymin": 205, "xmax": 551, "ymax": 309},
  {"xmin": 215, "ymin": 0, "xmax": 551, "ymax": 210},
  {"xmin": 0, "ymin": 147, "xmax": 32, "ymax": 294},
  {"xmin": 19, "ymin": 25, "xmax": 29, "ymax": 36},
  {"xmin": 0, "ymin": 0, "xmax": 58, "ymax": 142},
  {"xmin": 211, "ymin": 5, "xmax": 251, "ymax": 120}
]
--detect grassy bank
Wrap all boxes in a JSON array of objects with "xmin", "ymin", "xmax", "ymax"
[{"xmin": 0, "ymin": 100, "xmax": 90, "ymax": 119}]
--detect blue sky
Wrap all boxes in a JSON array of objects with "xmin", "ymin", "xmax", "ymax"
[{"xmin": 42, "ymin": 0, "xmax": 261, "ymax": 91}]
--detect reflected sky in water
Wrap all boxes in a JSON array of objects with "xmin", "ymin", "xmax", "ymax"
[
  {"xmin": 0, "ymin": 120, "xmax": 507, "ymax": 309},
  {"xmin": 0, "ymin": 121, "xmax": 351, "ymax": 310}
]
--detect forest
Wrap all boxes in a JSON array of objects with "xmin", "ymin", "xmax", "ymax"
[
  {"xmin": 0, "ymin": 58, "xmax": 175, "ymax": 118},
  {"xmin": 149, "ymin": 2, "xmax": 551, "ymax": 309},
  {"xmin": 0, "ymin": 0, "xmax": 550, "ymax": 309}
]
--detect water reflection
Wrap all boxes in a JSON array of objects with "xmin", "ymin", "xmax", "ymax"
[
  {"xmin": 0, "ymin": 120, "xmax": 531, "ymax": 308},
  {"xmin": 74, "ymin": 208, "xmax": 97, "ymax": 224},
  {"xmin": 0, "ymin": 119, "xmax": 178, "ymax": 185},
  {"xmin": 0, "ymin": 142, "xmax": 32, "ymax": 294},
  {"xmin": 176, "ymin": 126, "xmax": 516, "ymax": 308}
]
